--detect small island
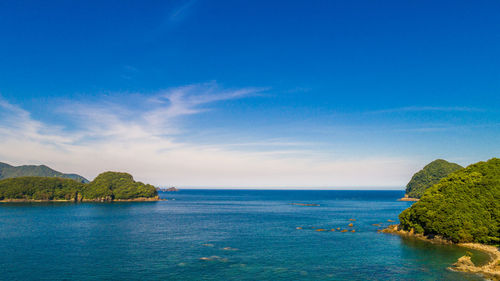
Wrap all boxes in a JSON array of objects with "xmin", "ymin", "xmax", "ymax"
[
  {"xmin": 385, "ymin": 158, "xmax": 500, "ymax": 280},
  {"xmin": 0, "ymin": 171, "xmax": 159, "ymax": 202}
]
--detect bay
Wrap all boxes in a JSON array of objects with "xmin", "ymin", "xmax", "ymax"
[{"xmin": 0, "ymin": 190, "xmax": 488, "ymax": 280}]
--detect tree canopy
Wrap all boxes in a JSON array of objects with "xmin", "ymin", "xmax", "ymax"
[
  {"xmin": 84, "ymin": 172, "xmax": 157, "ymax": 200},
  {"xmin": 399, "ymin": 158, "xmax": 500, "ymax": 244},
  {"xmin": 405, "ymin": 159, "xmax": 463, "ymax": 199},
  {"xmin": 0, "ymin": 171, "xmax": 157, "ymax": 201},
  {"xmin": 0, "ymin": 177, "xmax": 84, "ymax": 201}
]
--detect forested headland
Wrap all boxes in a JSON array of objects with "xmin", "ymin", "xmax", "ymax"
[
  {"xmin": 0, "ymin": 171, "xmax": 158, "ymax": 202},
  {"xmin": 404, "ymin": 159, "xmax": 463, "ymax": 199}
]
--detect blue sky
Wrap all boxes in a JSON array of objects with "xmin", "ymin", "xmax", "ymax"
[{"xmin": 0, "ymin": 0, "xmax": 499, "ymax": 188}]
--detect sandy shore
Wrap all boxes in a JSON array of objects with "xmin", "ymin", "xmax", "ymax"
[{"xmin": 383, "ymin": 224, "xmax": 500, "ymax": 280}]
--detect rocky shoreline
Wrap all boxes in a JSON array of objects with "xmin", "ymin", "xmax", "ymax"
[
  {"xmin": 0, "ymin": 199, "xmax": 76, "ymax": 203},
  {"xmin": 451, "ymin": 243, "xmax": 500, "ymax": 281},
  {"xmin": 397, "ymin": 195, "xmax": 419, "ymax": 202},
  {"xmin": 112, "ymin": 197, "xmax": 162, "ymax": 202},
  {"xmin": 383, "ymin": 225, "xmax": 500, "ymax": 281}
]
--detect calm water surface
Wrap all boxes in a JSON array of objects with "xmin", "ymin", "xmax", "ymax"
[{"xmin": 0, "ymin": 190, "xmax": 488, "ymax": 280}]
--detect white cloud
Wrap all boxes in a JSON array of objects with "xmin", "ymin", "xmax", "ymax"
[{"xmin": 0, "ymin": 85, "xmax": 416, "ymax": 188}]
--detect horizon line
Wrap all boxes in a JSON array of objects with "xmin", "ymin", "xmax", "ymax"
[{"xmin": 161, "ymin": 187, "xmax": 405, "ymax": 191}]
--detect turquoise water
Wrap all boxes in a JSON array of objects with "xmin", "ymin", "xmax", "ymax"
[{"xmin": 0, "ymin": 190, "xmax": 488, "ymax": 280}]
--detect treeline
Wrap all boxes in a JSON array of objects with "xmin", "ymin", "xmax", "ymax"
[
  {"xmin": 399, "ymin": 158, "xmax": 500, "ymax": 244},
  {"xmin": 0, "ymin": 172, "xmax": 158, "ymax": 201}
]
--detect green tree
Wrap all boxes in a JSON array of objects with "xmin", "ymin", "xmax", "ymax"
[
  {"xmin": 405, "ymin": 159, "xmax": 463, "ymax": 199},
  {"xmin": 0, "ymin": 177, "xmax": 84, "ymax": 201},
  {"xmin": 83, "ymin": 172, "xmax": 157, "ymax": 200},
  {"xmin": 0, "ymin": 171, "xmax": 158, "ymax": 201},
  {"xmin": 400, "ymin": 158, "xmax": 500, "ymax": 244}
]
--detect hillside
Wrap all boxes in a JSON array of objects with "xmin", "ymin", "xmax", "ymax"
[
  {"xmin": 0, "ymin": 171, "xmax": 158, "ymax": 202},
  {"xmin": 0, "ymin": 177, "xmax": 84, "ymax": 201},
  {"xmin": 83, "ymin": 171, "xmax": 158, "ymax": 201},
  {"xmin": 0, "ymin": 162, "xmax": 88, "ymax": 183},
  {"xmin": 399, "ymin": 158, "xmax": 500, "ymax": 244},
  {"xmin": 405, "ymin": 159, "xmax": 463, "ymax": 199}
]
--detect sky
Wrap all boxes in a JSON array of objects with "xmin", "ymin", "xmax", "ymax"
[{"xmin": 0, "ymin": 0, "xmax": 499, "ymax": 188}]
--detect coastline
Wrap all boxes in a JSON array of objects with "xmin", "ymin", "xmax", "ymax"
[
  {"xmin": 112, "ymin": 197, "xmax": 162, "ymax": 202},
  {"xmin": 397, "ymin": 197, "xmax": 419, "ymax": 202},
  {"xmin": 397, "ymin": 195, "xmax": 419, "ymax": 202},
  {"xmin": 0, "ymin": 199, "xmax": 76, "ymax": 203},
  {"xmin": 383, "ymin": 225, "xmax": 500, "ymax": 280},
  {"xmin": 0, "ymin": 196, "xmax": 162, "ymax": 203}
]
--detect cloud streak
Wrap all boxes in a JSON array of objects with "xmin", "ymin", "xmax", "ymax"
[
  {"xmin": 368, "ymin": 106, "xmax": 483, "ymax": 114},
  {"xmin": 169, "ymin": 0, "xmax": 197, "ymax": 22}
]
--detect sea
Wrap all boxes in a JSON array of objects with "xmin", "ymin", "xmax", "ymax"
[{"xmin": 0, "ymin": 190, "xmax": 490, "ymax": 280}]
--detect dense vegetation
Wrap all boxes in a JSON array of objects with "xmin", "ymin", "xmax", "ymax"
[
  {"xmin": 0, "ymin": 171, "xmax": 158, "ymax": 201},
  {"xmin": 83, "ymin": 172, "xmax": 157, "ymax": 200},
  {"xmin": 399, "ymin": 158, "xmax": 500, "ymax": 244},
  {"xmin": 405, "ymin": 159, "xmax": 463, "ymax": 199},
  {"xmin": 0, "ymin": 162, "xmax": 88, "ymax": 183},
  {"xmin": 0, "ymin": 177, "xmax": 84, "ymax": 200}
]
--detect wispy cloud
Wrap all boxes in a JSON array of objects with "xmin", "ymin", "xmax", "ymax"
[
  {"xmin": 169, "ymin": 0, "xmax": 197, "ymax": 22},
  {"xmin": 120, "ymin": 65, "xmax": 139, "ymax": 80},
  {"xmin": 145, "ymin": 82, "xmax": 266, "ymax": 128},
  {"xmin": 145, "ymin": 0, "xmax": 199, "ymax": 42},
  {"xmin": 393, "ymin": 123, "xmax": 500, "ymax": 133},
  {"xmin": 392, "ymin": 126, "xmax": 455, "ymax": 133},
  {"xmin": 0, "ymin": 97, "xmax": 76, "ymax": 145},
  {"xmin": 368, "ymin": 106, "xmax": 483, "ymax": 114},
  {"xmin": 0, "ymin": 85, "xmax": 416, "ymax": 188},
  {"xmin": 55, "ymin": 82, "xmax": 266, "ymax": 140}
]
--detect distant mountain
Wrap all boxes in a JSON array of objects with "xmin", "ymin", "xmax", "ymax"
[
  {"xmin": 0, "ymin": 162, "xmax": 89, "ymax": 183},
  {"xmin": 405, "ymin": 159, "xmax": 463, "ymax": 199}
]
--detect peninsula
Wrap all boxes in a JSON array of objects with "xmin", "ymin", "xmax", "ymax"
[
  {"xmin": 385, "ymin": 158, "xmax": 500, "ymax": 280},
  {"xmin": 0, "ymin": 171, "xmax": 159, "ymax": 202}
]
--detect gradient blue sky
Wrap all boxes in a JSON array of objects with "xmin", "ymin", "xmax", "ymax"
[{"xmin": 0, "ymin": 0, "xmax": 499, "ymax": 188}]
